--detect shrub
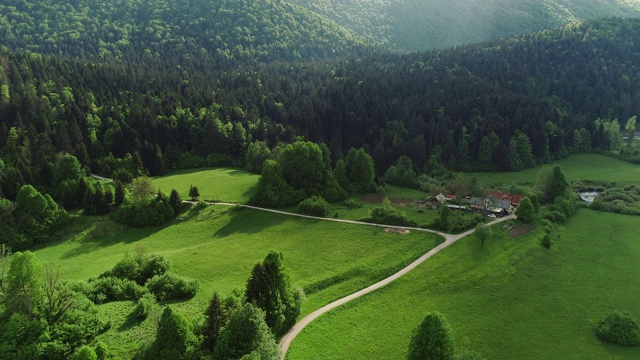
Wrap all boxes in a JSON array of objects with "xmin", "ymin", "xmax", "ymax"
[
  {"xmin": 146, "ymin": 273, "xmax": 198, "ymax": 301},
  {"xmin": 134, "ymin": 293, "xmax": 156, "ymax": 319},
  {"xmin": 297, "ymin": 196, "xmax": 331, "ymax": 217},
  {"xmin": 344, "ymin": 198, "xmax": 363, "ymax": 209},
  {"xmin": 595, "ymin": 311, "xmax": 640, "ymax": 346},
  {"xmin": 95, "ymin": 341, "xmax": 108, "ymax": 360},
  {"xmin": 85, "ymin": 276, "xmax": 147, "ymax": 303},
  {"xmin": 367, "ymin": 198, "xmax": 417, "ymax": 227},
  {"xmin": 541, "ymin": 235, "xmax": 552, "ymax": 249}
]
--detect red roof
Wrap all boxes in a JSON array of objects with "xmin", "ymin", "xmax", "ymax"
[
  {"xmin": 487, "ymin": 192, "xmax": 523, "ymax": 205},
  {"xmin": 444, "ymin": 194, "xmax": 457, "ymax": 200}
]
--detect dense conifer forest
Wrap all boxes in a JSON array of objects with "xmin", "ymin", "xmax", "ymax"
[
  {"xmin": 291, "ymin": 0, "xmax": 640, "ymax": 51},
  {"xmin": 1, "ymin": 17, "xmax": 639, "ymax": 200}
]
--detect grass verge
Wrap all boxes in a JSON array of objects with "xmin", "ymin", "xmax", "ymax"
[{"xmin": 287, "ymin": 209, "xmax": 640, "ymax": 359}]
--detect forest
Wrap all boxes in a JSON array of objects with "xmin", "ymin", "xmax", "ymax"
[
  {"xmin": 290, "ymin": 0, "xmax": 640, "ymax": 51},
  {"xmin": 1, "ymin": 17, "xmax": 640, "ymax": 203}
]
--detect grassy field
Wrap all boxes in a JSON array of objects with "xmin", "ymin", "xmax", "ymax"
[
  {"xmin": 287, "ymin": 209, "xmax": 640, "ymax": 359},
  {"xmin": 152, "ymin": 167, "xmax": 259, "ymax": 202},
  {"xmin": 33, "ymin": 206, "xmax": 442, "ymax": 357},
  {"xmin": 473, "ymin": 153, "xmax": 640, "ymax": 185}
]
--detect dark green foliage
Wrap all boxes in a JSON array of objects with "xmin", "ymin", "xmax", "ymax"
[
  {"xmin": 213, "ymin": 303, "xmax": 280, "ymax": 360},
  {"xmin": 102, "ymin": 253, "xmax": 171, "ymax": 286},
  {"xmin": 595, "ymin": 311, "xmax": 640, "ymax": 346},
  {"xmin": 538, "ymin": 165, "xmax": 569, "ymax": 204},
  {"xmin": 341, "ymin": 148, "xmax": 376, "ymax": 194},
  {"xmin": 385, "ymin": 156, "xmax": 419, "ymax": 189},
  {"xmin": 134, "ymin": 293, "xmax": 156, "ymax": 319},
  {"xmin": 144, "ymin": 307, "xmax": 198, "ymax": 360},
  {"xmin": 169, "ymin": 189, "xmax": 183, "ymax": 214},
  {"xmin": 114, "ymin": 181, "xmax": 126, "ymax": 206},
  {"xmin": 367, "ymin": 197, "xmax": 418, "ymax": 227},
  {"xmin": 13, "ymin": 185, "xmax": 67, "ymax": 244},
  {"xmin": 515, "ymin": 197, "xmax": 536, "ymax": 224},
  {"xmin": 475, "ymin": 223, "xmax": 492, "ymax": 245},
  {"xmin": 189, "ymin": 185, "xmax": 200, "ymax": 200},
  {"xmin": 297, "ymin": 196, "xmax": 331, "ymax": 217},
  {"xmin": 291, "ymin": 0, "xmax": 640, "ymax": 51},
  {"xmin": 245, "ymin": 141, "xmax": 272, "ymax": 173},
  {"xmin": 95, "ymin": 341, "xmax": 108, "ymax": 360},
  {"xmin": 407, "ymin": 311, "xmax": 455, "ymax": 360},
  {"xmin": 146, "ymin": 273, "xmax": 199, "ymax": 301},
  {"xmin": 115, "ymin": 192, "xmax": 175, "ymax": 227},
  {"xmin": 0, "ymin": 252, "xmax": 110, "ymax": 359},
  {"xmin": 434, "ymin": 205, "xmax": 452, "ymax": 231},
  {"xmin": 245, "ymin": 252, "xmax": 302, "ymax": 337},
  {"xmin": 541, "ymin": 234, "xmax": 552, "ymax": 249},
  {"xmin": 344, "ymin": 198, "xmax": 363, "ymax": 209},
  {"xmin": 112, "ymin": 168, "xmax": 134, "ymax": 184},
  {"xmin": 202, "ymin": 292, "xmax": 229, "ymax": 351},
  {"xmin": 84, "ymin": 276, "xmax": 147, "ymax": 303},
  {"xmin": 73, "ymin": 345, "xmax": 97, "ymax": 360},
  {"xmin": 278, "ymin": 141, "xmax": 346, "ymax": 202},
  {"xmin": 250, "ymin": 160, "xmax": 302, "ymax": 208},
  {"xmin": 4, "ymin": 251, "xmax": 43, "ymax": 318}
]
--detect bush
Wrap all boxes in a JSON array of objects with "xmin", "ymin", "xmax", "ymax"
[
  {"xmin": 134, "ymin": 293, "xmax": 156, "ymax": 319},
  {"xmin": 146, "ymin": 273, "xmax": 199, "ymax": 301},
  {"xmin": 115, "ymin": 196, "xmax": 175, "ymax": 227},
  {"xmin": 85, "ymin": 276, "xmax": 147, "ymax": 303},
  {"xmin": 102, "ymin": 253, "xmax": 171, "ymax": 285},
  {"xmin": 297, "ymin": 196, "xmax": 331, "ymax": 217},
  {"xmin": 595, "ymin": 311, "xmax": 640, "ymax": 346},
  {"xmin": 541, "ymin": 235, "xmax": 552, "ymax": 249},
  {"xmin": 344, "ymin": 198, "xmax": 363, "ymax": 209},
  {"xmin": 367, "ymin": 197, "xmax": 417, "ymax": 227}
]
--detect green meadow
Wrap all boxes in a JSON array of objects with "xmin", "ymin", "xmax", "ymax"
[
  {"xmin": 152, "ymin": 167, "xmax": 259, "ymax": 202},
  {"xmin": 287, "ymin": 209, "xmax": 640, "ymax": 359},
  {"xmin": 34, "ymin": 205, "xmax": 441, "ymax": 357},
  {"xmin": 473, "ymin": 153, "xmax": 640, "ymax": 185}
]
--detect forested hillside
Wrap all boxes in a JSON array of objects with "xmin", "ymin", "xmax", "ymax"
[
  {"xmin": 291, "ymin": 0, "xmax": 640, "ymax": 51},
  {"xmin": 0, "ymin": 0, "xmax": 363, "ymax": 63},
  {"xmin": 1, "ymin": 18, "xmax": 640, "ymax": 200}
]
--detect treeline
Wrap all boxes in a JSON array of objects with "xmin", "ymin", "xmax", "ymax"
[
  {"xmin": 291, "ymin": 0, "xmax": 640, "ymax": 51},
  {"xmin": 1, "ymin": 19, "xmax": 640, "ymax": 200},
  {"xmin": 0, "ymin": 0, "xmax": 363, "ymax": 64}
]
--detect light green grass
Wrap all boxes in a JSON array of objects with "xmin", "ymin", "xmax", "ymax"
[
  {"xmin": 34, "ymin": 206, "xmax": 441, "ymax": 358},
  {"xmin": 152, "ymin": 167, "xmax": 259, "ymax": 203},
  {"xmin": 472, "ymin": 153, "xmax": 640, "ymax": 185},
  {"xmin": 288, "ymin": 209, "xmax": 640, "ymax": 359}
]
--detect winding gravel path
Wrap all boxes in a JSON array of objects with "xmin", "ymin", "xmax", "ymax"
[{"xmin": 192, "ymin": 200, "xmax": 515, "ymax": 359}]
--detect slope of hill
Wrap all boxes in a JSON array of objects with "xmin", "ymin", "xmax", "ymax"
[
  {"xmin": 291, "ymin": 0, "xmax": 640, "ymax": 51},
  {"xmin": 0, "ymin": 0, "xmax": 363, "ymax": 63},
  {"xmin": 1, "ymin": 18, "xmax": 640, "ymax": 198}
]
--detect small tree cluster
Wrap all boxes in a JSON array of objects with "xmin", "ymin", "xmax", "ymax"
[
  {"xmin": 245, "ymin": 252, "xmax": 303, "ymax": 337},
  {"xmin": 1, "ymin": 185, "xmax": 68, "ymax": 250},
  {"xmin": 297, "ymin": 196, "xmax": 331, "ymax": 217},
  {"xmin": 334, "ymin": 147, "xmax": 375, "ymax": 194},
  {"xmin": 595, "ymin": 311, "xmax": 640, "ymax": 346},
  {"xmin": 385, "ymin": 156, "xmax": 420, "ymax": 189},
  {"xmin": 115, "ymin": 190, "xmax": 175, "ymax": 227},
  {"xmin": 367, "ymin": 197, "xmax": 417, "ymax": 227}
]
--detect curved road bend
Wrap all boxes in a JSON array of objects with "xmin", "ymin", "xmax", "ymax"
[{"xmin": 193, "ymin": 201, "xmax": 515, "ymax": 358}]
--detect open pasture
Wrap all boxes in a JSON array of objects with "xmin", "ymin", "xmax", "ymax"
[
  {"xmin": 152, "ymin": 167, "xmax": 259, "ymax": 203},
  {"xmin": 33, "ymin": 205, "xmax": 442, "ymax": 356},
  {"xmin": 287, "ymin": 209, "xmax": 640, "ymax": 359},
  {"xmin": 473, "ymin": 153, "xmax": 640, "ymax": 185}
]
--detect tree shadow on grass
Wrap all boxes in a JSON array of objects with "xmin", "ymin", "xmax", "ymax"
[
  {"xmin": 59, "ymin": 217, "xmax": 175, "ymax": 260},
  {"xmin": 213, "ymin": 207, "xmax": 312, "ymax": 238},
  {"xmin": 119, "ymin": 310, "xmax": 145, "ymax": 332}
]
